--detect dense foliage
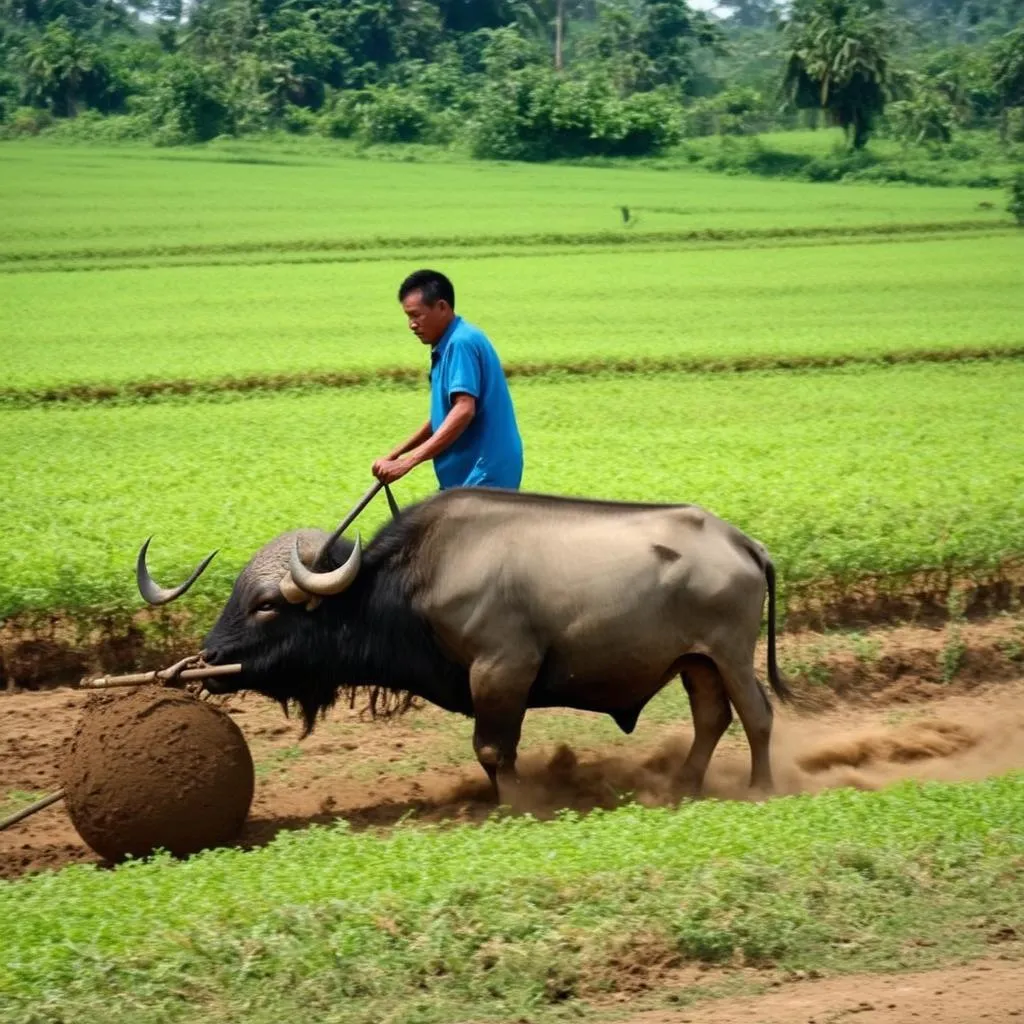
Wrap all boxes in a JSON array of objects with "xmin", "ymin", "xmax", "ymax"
[{"xmin": 1, "ymin": 0, "xmax": 1023, "ymax": 157}]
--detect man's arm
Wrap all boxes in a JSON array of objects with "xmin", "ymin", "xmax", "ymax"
[
  {"xmin": 373, "ymin": 420, "xmax": 431, "ymax": 479},
  {"xmin": 373, "ymin": 395, "xmax": 476, "ymax": 484},
  {"xmin": 377, "ymin": 420, "xmax": 432, "ymax": 463}
]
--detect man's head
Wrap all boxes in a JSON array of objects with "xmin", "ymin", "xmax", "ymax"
[{"xmin": 398, "ymin": 269, "xmax": 456, "ymax": 346}]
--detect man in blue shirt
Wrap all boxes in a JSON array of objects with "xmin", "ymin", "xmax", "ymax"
[{"xmin": 372, "ymin": 269, "xmax": 524, "ymax": 491}]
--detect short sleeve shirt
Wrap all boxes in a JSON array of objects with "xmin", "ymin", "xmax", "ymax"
[{"xmin": 429, "ymin": 316, "xmax": 524, "ymax": 490}]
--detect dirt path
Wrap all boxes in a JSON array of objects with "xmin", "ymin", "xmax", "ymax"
[
  {"xmin": 616, "ymin": 956, "xmax": 1024, "ymax": 1024},
  {"xmin": 4, "ymin": 659, "xmax": 1024, "ymax": 879}
]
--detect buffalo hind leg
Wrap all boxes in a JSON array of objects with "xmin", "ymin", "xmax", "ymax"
[
  {"xmin": 677, "ymin": 655, "xmax": 732, "ymax": 797},
  {"xmin": 716, "ymin": 654, "xmax": 774, "ymax": 793},
  {"xmin": 469, "ymin": 653, "xmax": 537, "ymax": 803}
]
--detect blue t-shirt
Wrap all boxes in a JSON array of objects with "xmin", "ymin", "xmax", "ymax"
[{"xmin": 429, "ymin": 316, "xmax": 523, "ymax": 491}]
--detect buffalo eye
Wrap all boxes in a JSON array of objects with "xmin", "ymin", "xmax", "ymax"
[{"xmin": 251, "ymin": 598, "xmax": 279, "ymax": 621}]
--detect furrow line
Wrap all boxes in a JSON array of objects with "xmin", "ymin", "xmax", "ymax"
[
  {"xmin": 3, "ymin": 345, "xmax": 1022, "ymax": 410},
  {"xmin": 0, "ymin": 218, "xmax": 1005, "ymax": 271}
]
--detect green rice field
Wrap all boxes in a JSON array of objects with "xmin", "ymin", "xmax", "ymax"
[
  {"xmin": 1, "ymin": 141, "xmax": 1022, "ymax": 621},
  {"xmin": 3, "ymin": 234, "xmax": 1022, "ymax": 395},
  {"xmin": 2, "ymin": 361, "xmax": 1022, "ymax": 616},
  {"xmin": 0, "ymin": 141, "xmax": 1007, "ymax": 262}
]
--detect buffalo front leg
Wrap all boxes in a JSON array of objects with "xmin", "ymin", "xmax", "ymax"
[
  {"xmin": 677, "ymin": 656, "xmax": 733, "ymax": 797},
  {"xmin": 469, "ymin": 653, "xmax": 536, "ymax": 803}
]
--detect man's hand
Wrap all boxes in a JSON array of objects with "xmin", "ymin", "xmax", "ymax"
[
  {"xmin": 372, "ymin": 420, "xmax": 433, "ymax": 483},
  {"xmin": 372, "ymin": 457, "xmax": 415, "ymax": 484}
]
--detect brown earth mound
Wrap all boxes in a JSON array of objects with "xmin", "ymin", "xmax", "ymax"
[{"xmin": 61, "ymin": 686, "xmax": 255, "ymax": 861}]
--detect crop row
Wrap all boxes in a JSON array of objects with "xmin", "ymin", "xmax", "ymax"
[
  {"xmin": 2, "ymin": 776, "xmax": 1022, "ymax": 1024},
  {"xmin": 0, "ymin": 223, "xmax": 1004, "ymax": 275},
  {"xmin": 3, "ymin": 235, "xmax": 1021, "ymax": 395},
  {"xmin": 0, "ymin": 143, "xmax": 1007, "ymax": 260},
  {"xmin": 2, "ymin": 361, "xmax": 1021, "ymax": 618}
]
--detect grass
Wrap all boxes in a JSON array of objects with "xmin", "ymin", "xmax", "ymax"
[
  {"xmin": 1, "ymin": 360, "xmax": 1022, "ymax": 618},
  {"xmin": 1, "ymin": 775, "xmax": 1022, "ymax": 1024},
  {"xmin": 0, "ymin": 790, "xmax": 47, "ymax": 820},
  {"xmin": 2, "ymin": 234, "xmax": 1022, "ymax": 396},
  {"xmin": 253, "ymin": 744, "xmax": 304, "ymax": 779},
  {"xmin": 0, "ymin": 140, "xmax": 1009, "ymax": 263}
]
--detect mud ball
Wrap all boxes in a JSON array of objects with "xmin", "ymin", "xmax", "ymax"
[{"xmin": 62, "ymin": 686, "xmax": 255, "ymax": 862}]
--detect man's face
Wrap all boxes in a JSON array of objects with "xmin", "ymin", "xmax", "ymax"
[{"xmin": 402, "ymin": 290, "xmax": 451, "ymax": 345}]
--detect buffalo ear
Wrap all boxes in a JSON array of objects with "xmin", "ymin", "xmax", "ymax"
[{"xmin": 304, "ymin": 597, "xmax": 322, "ymax": 612}]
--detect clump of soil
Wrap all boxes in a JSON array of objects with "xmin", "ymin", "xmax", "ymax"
[{"xmin": 61, "ymin": 686, "xmax": 255, "ymax": 862}]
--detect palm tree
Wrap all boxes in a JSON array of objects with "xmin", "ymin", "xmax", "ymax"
[
  {"xmin": 781, "ymin": 0, "xmax": 899, "ymax": 149},
  {"xmin": 25, "ymin": 18, "xmax": 96, "ymax": 117}
]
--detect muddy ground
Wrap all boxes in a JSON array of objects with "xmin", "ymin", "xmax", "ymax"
[
  {"xmin": 3, "ymin": 615, "xmax": 1024, "ymax": 880},
  {"xmin": 612, "ymin": 955, "xmax": 1024, "ymax": 1023}
]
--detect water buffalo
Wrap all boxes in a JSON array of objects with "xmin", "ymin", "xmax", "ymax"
[{"xmin": 138, "ymin": 488, "xmax": 791, "ymax": 798}]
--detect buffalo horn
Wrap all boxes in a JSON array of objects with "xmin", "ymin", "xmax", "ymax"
[
  {"xmin": 136, "ymin": 537, "xmax": 218, "ymax": 606},
  {"xmin": 278, "ymin": 572, "xmax": 309, "ymax": 604},
  {"xmin": 288, "ymin": 533, "xmax": 362, "ymax": 597}
]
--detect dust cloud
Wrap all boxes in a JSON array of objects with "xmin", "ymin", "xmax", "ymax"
[{"xmin": 466, "ymin": 699, "xmax": 1024, "ymax": 817}]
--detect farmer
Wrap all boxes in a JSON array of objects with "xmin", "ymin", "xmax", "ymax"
[{"xmin": 372, "ymin": 269, "xmax": 524, "ymax": 491}]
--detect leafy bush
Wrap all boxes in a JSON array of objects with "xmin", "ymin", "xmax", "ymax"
[
  {"xmin": 281, "ymin": 103, "xmax": 318, "ymax": 135},
  {"xmin": 683, "ymin": 87, "xmax": 769, "ymax": 137},
  {"xmin": 1009, "ymin": 169, "xmax": 1024, "ymax": 224},
  {"xmin": 614, "ymin": 90, "xmax": 683, "ymax": 154},
  {"xmin": 886, "ymin": 90, "xmax": 956, "ymax": 146},
  {"xmin": 147, "ymin": 56, "xmax": 234, "ymax": 144},
  {"xmin": 39, "ymin": 109, "xmax": 151, "ymax": 141},
  {"xmin": 471, "ymin": 69, "xmax": 681, "ymax": 162},
  {"xmin": 317, "ymin": 90, "xmax": 360, "ymax": 138},
  {"xmin": 1007, "ymin": 106, "xmax": 1024, "ymax": 143},
  {"xmin": 357, "ymin": 85, "xmax": 430, "ymax": 144},
  {"xmin": 0, "ymin": 105, "xmax": 53, "ymax": 136}
]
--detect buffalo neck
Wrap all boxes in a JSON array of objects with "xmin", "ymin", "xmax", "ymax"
[{"xmin": 321, "ymin": 562, "xmax": 472, "ymax": 716}]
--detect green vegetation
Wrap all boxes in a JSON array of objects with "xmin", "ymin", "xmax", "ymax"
[
  {"xmin": 0, "ymin": 142, "xmax": 1019, "ymax": 405},
  {"xmin": 3, "ymin": 232, "xmax": 1021, "ymax": 397},
  {"xmin": 2, "ymin": 776, "xmax": 1022, "ymax": 1024},
  {"xmin": 2, "ymin": 10, "xmax": 1023, "ymax": 1023},
  {"xmin": 2, "ymin": 0, "xmax": 1023, "ymax": 178},
  {"xmin": 0, "ymin": 791, "xmax": 47, "ymax": 820},
  {"xmin": 1011, "ymin": 167, "xmax": 1024, "ymax": 221},
  {"xmin": 2, "ymin": 361, "xmax": 1022, "ymax": 617},
  {"xmin": 681, "ymin": 128, "xmax": 1022, "ymax": 187},
  {"xmin": 0, "ymin": 142, "xmax": 1010, "ymax": 265},
  {"xmin": 782, "ymin": 0, "xmax": 899, "ymax": 150}
]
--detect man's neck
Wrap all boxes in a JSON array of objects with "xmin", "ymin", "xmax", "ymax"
[{"xmin": 431, "ymin": 314, "xmax": 459, "ymax": 349}]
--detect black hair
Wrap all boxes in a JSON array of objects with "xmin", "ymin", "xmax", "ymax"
[{"xmin": 398, "ymin": 269, "xmax": 455, "ymax": 309}]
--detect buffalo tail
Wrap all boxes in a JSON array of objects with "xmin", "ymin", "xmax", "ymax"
[{"xmin": 765, "ymin": 559, "xmax": 793, "ymax": 702}]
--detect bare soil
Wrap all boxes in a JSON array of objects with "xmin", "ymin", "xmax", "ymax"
[
  {"xmin": 3, "ymin": 615, "xmax": 1024, "ymax": 880},
  {"xmin": 613, "ymin": 955, "xmax": 1024, "ymax": 1024}
]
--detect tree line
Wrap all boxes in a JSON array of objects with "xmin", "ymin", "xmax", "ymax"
[{"xmin": 1, "ymin": 0, "xmax": 1022, "ymax": 155}]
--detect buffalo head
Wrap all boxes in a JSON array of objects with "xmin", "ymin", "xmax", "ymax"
[{"xmin": 136, "ymin": 529, "xmax": 364, "ymax": 725}]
